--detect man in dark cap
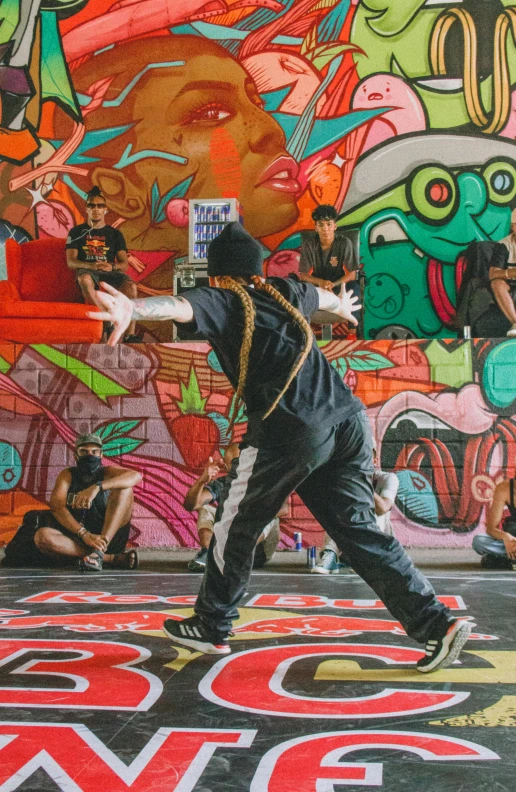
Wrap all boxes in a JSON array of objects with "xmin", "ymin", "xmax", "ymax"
[
  {"xmin": 7, "ymin": 433, "xmax": 142, "ymax": 571},
  {"xmin": 90, "ymin": 221, "xmax": 474, "ymax": 672}
]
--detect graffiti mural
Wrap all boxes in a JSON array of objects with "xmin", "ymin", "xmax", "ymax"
[
  {"xmin": 2, "ymin": 1, "xmax": 515, "ymax": 340},
  {"xmin": 0, "ymin": 337, "xmax": 514, "ymax": 550}
]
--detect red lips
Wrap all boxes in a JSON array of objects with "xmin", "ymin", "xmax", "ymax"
[{"xmin": 256, "ymin": 155, "xmax": 301, "ymax": 194}]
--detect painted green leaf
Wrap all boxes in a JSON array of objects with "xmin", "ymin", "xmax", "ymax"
[
  {"xmin": 95, "ymin": 420, "xmax": 142, "ymax": 442},
  {"xmin": 151, "ymin": 175, "xmax": 194, "ymax": 224},
  {"xmin": 300, "ymin": 24, "xmax": 317, "ymax": 56},
  {"xmin": 228, "ymin": 393, "xmax": 247, "ymax": 424},
  {"xmin": 0, "ymin": 0, "xmax": 20, "ymax": 45},
  {"xmin": 177, "ymin": 367, "xmax": 207, "ymax": 414},
  {"xmin": 309, "ymin": 43, "xmax": 358, "ymax": 71},
  {"xmin": 31, "ymin": 345, "xmax": 129, "ymax": 402},
  {"xmin": 102, "ymin": 437, "xmax": 145, "ymax": 457},
  {"xmin": 150, "ymin": 180, "xmax": 161, "ymax": 223},
  {"xmin": 208, "ymin": 412, "xmax": 231, "ymax": 444},
  {"xmin": 331, "ymin": 357, "xmax": 348, "ymax": 378},
  {"xmin": 347, "ymin": 351, "xmax": 395, "ymax": 372}
]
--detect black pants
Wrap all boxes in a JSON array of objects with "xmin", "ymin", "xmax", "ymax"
[{"xmin": 195, "ymin": 411, "xmax": 450, "ymax": 642}]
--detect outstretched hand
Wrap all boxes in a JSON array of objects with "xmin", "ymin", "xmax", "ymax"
[{"xmin": 86, "ymin": 282, "xmax": 133, "ymax": 345}]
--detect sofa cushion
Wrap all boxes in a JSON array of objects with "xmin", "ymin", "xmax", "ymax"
[
  {"xmin": 17, "ymin": 238, "xmax": 79, "ymax": 303},
  {"xmin": 0, "ymin": 301, "xmax": 101, "ymax": 320},
  {"xmin": 0, "ymin": 318, "xmax": 103, "ymax": 344}
]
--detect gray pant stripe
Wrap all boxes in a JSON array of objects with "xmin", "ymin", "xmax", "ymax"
[{"xmin": 213, "ymin": 446, "xmax": 259, "ymax": 573}]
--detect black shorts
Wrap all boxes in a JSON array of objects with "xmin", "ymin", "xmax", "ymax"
[
  {"xmin": 76, "ymin": 268, "xmax": 133, "ymax": 290},
  {"xmin": 2, "ymin": 511, "xmax": 130, "ymax": 568}
]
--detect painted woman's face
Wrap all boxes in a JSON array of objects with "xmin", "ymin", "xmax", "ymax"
[{"xmin": 76, "ymin": 37, "xmax": 300, "ymax": 249}]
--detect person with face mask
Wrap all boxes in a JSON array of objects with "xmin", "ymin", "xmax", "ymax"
[{"xmin": 21, "ymin": 434, "xmax": 142, "ymax": 571}]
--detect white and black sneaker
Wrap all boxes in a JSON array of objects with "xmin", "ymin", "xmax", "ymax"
[
  {"xmin": 162, "ymin": 616, "xmax": 231, "ymax": 655},
  {"xmin": 417, "ymin": 619, "xmax": 474, "ymax": 673}
]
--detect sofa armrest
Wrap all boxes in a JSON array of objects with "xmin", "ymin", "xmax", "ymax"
[{"xmin": 0, "ymin": 280, "xmax": 21, "ymax": 302}]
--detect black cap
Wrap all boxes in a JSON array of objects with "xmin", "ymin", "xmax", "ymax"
[{"xmin": 207, "ymin": 222, "xmax": 263, "ymax": 277}]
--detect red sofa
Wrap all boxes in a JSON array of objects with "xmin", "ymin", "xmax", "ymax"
[{"xmin": 0, "ymin": 238, "xmax": 103, "ymax": 343}]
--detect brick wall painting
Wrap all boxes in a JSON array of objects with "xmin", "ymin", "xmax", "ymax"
[
  {"xmin": 2, "ymin": 2, "xmax": 516, "ymax": 340},
  {"xmin": 0, "ymin": 338, "xmax": 514, "ymax": 550}
]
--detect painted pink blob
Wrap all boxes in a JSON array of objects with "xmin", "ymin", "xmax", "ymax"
[
  {"xmin": 351, "ymin": 74, "xmax": 426, "ymax": 152},
  {"xmin": 36, "ymin": 201, "xmax": 75, "ymax": 238},
  {"xmin": 166, "ymin": 198, "xmax": 189, "ymax": 228}
]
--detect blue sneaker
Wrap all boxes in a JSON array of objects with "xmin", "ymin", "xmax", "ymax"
[{"xmin": 311, "ymin": 549, "xmax": 339, "ymax": 575}]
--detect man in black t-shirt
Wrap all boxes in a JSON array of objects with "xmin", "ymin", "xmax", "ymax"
[
  {"xmin": 66, "ymin": 187, "xmax": 141, "ymax": 342},
  {"xmin": 90, "ymin": 222, "xmax": 474, "ymax": 672}
]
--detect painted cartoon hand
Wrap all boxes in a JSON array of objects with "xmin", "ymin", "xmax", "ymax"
[{"xmin": 86, "ymin": 282, "xmax": 133, "ymax": 345}]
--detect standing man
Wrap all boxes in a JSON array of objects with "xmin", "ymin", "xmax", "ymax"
[
  {"xmin": 66, "ymin": 186, "xmax": 142, "ymax": 342},
  {"xmin": 491, "ymin": 209, "xmax": 516, "ymax": 336},
  {"xmin": 299, "ymin": 204, "xmax": 360, "ymax": 305},
  {"xmin": 34, "ymin": 434, "xmax": 141, "ymax": 571},
  {"xmin": 90, "ymin": 222, "xmax": 474, "ymax": 672},
  {"xmin": 313, "ymin": 438, "xmax": 399, "ymax": 574}
]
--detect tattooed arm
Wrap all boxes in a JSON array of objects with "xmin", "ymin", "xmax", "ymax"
[
  {"xmin": 86, "ymin": 283, "xmax": 194, "ymax": 345},
  {"xmin": 312, "ymin": 284, "xmax": 361, "ymax": 326},
  {"xmin": 131, "ymin": 296, "xmax": 194, "ymax": 323}
]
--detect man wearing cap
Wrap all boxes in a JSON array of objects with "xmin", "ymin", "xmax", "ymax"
[
  {"xmin": 31, "ymin": 433, "xmax": 141, "ymax": 570},
  {"xmin": 89, "ymin": 221, "xmax": 475, "ymax": 673},
  {"xmin": 491, "ymin": 208, "xmax": 516, "ymax": 337}
]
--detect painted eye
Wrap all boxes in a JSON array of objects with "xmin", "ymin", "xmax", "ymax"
[
  {"xmin": 407, "ymin": 166, "xmax": 458, "ymax": 224},
  {"xmin": 482, "ymin": 159, "xmax": 516, "ymax": 205},
  {"xmin": 187, "ymin": 103, "xmax": 233, "ymax": 123},
  {"xmin": 369, "ymin": 219, "xmax": 408, "ymax": 246}
]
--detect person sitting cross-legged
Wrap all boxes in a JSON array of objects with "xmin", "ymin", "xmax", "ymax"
[
  {"xmin": 184, "ymin": 444, "xmax": 286, "ymax": 571},
  {"xmin": 33, "ymin": 433, "xmax": 141, "ymax": 571},
  {"xmin": 472, "ymin": 476, "xmax": 516, "ymax": 570}
]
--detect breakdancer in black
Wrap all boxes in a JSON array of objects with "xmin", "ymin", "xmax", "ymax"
[{"xmin": 91, "ymin": 222, "xmax": 473, "ymax": 672}]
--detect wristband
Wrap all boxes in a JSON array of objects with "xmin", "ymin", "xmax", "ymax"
[
  {"xmin": 94, "ymin": 480, "xmax": 103, "ymax": 491},
  {"xmin": 77, "ymin": 526, "xmax": 87, "ymax": 538}
]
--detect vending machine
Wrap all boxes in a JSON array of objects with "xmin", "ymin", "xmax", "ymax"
[
  {"xmin": 173, "ymin": 198, "xmax": 242, "ymax": 340},
  {"xmin": 188, "ymin": 198, "xmax": 243, "ymax": 264}
]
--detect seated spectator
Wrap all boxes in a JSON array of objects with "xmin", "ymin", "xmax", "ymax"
[
  {"xmin": 453, "ymin": 240, "xmax": 509, "ymax": 336},
  {"xmin": 472, "ymin": 476, "xmax": 516, "ymax": 570},
  {"xmin": 66, "ymin": 186, "xmax": 142, "ymax": 342},
  {"xmin": 312, "ymin": 438, "xmax": 399, "ymax": 574},
  {"xmin": 299, "ymin": 204, "xmax": 360, "ymax": 317},
  {"xmin": 490, "ymin": 209, "xmax": 516, "ymax": 337},
  {"xmin": 4, "ymin": 434, "xmax": 141, "ymax": 571},
  {"xmin": 184, "ymin": 444, "xmax": 287, "ymax": 572}
]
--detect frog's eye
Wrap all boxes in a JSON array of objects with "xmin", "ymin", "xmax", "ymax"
[
  {"xmin": 369, "ymin": 219, "xmax": 408, "ymax": 246},
  {"xmin": 482, "ymin": 158, "xmax": 516, "ymax": 205},
  {"xmin": 407, "ymin": 166, "xmax": 458, "ymax": 225}
]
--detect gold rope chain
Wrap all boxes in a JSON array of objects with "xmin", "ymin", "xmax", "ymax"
[{"xmin": 430, "ymin": 7, "xmax": 516, "ymax": 135}]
